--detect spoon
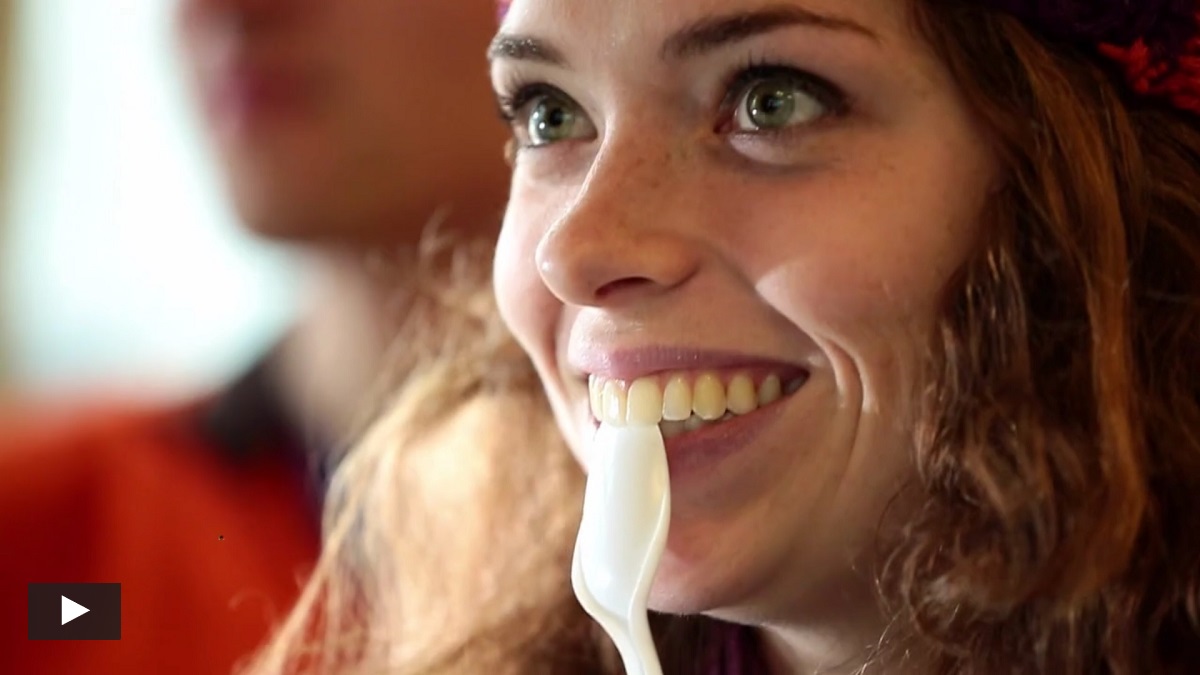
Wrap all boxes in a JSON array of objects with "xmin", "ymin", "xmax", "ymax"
[{"xmin": 572, "ymin": 422, "xmax": 671, "ymax": 675}]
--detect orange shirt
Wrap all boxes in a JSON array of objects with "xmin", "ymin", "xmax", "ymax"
[{"xmin": 0, "ymin": 389, "xmax": 321, "ymax": 674}]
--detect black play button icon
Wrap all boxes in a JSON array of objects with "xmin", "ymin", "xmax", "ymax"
[{"xmin": 28, "ymin": 583, "xmax": 121, "ymax": 640}]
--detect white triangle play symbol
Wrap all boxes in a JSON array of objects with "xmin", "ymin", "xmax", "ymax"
[{"xmin": 61, "ymin": 595, "xmax": 90, "ymax": 625}]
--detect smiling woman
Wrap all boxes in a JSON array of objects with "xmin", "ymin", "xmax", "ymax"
[{"xmin": 249, "ymin": 0, "xmax": 1200, "ymax": 673}]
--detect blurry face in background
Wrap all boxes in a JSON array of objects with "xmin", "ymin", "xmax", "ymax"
[{"xmin": 177, "ymin": 0, "xmax": 508, "ymax": 246}]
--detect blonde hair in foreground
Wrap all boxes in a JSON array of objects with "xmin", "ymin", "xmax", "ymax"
[{"xmin": 239, "ymin": 234, "xmax": 612, "ymax": 674}]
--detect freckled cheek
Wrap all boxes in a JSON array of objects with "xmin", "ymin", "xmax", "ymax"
[
  {"xmin": 495, "ymin": 198, "xmax": 563, "ymax": 373},
  {"xmin": 755, "ymin": 240, "xmax": 950, "ymax": 399},
  {"xmin": 753, "ymin": 266, "xmax": 934, "ymax": 425},
  {"xmin": 755, "ymin": 239, "xmax": 941, "ymax": 324},
  {"xmin": 741, "ymin": 197, "xmax": 959, "ymax": 333}
]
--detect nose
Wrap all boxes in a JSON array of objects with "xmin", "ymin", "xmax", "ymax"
[{"xmin": 535, "ymin": 143, "xmax": 701, "ymax": 309}]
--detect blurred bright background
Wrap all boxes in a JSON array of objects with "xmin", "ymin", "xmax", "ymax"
[{"xmin": 0, "ymin": 0, "xmax": 300, "ymax": 399}]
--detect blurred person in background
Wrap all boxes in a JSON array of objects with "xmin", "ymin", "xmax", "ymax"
[{"xmin": 0, "ymin": 1, "xmax": 508, "ymax": 673}]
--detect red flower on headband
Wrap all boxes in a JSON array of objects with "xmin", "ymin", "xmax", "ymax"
[
  {"xmin": 1098, "ymin": 14, "xmax": 1200, "ymax": 115},
  {"xmin": 983, "ymin": 0, "xmax": 1200, "ymax": 116}
]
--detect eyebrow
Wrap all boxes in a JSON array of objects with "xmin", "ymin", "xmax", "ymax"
[
  {"xmin": 487, "ymin": 4, "xmax": 878, "ymax": 67},
  {"xmin": 661, "ymin": 5, "xmax": 879, "ymax": 60},
  {"xmin": 487, "ymin": 34, "xmax": 567, "ymax": 66}
]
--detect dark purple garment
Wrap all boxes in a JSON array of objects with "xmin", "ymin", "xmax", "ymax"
[{"xmin": 705, "ymin": 623, "xmax": 761, "ymax": 675}]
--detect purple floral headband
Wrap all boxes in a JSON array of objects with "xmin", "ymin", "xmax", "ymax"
[{"xmin": 493, "ymin": 0, "xmax": 1200, "ymax": 116}]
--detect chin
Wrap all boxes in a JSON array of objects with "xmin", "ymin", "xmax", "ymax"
[
  {"xmin": 220, "ymin": 154, "xmax": 346, "ymax": 241},
  {"xmin": 235, "ymin": 207, "xmax": 323, "ymax": 243},
  {"xmin": 646, "ymin": 568, "xmax": 753, "ymax": 619},
  {"xmin": 644, "ymin": 540, "xmax": 769, "ymax": 617},
  {"xmin": 228, "ymin": 179, "xmax": 348, "ymax": 245}
]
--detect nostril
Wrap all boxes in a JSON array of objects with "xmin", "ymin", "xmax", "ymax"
[{"xmin": 594, "ymin": 277, "xmax": 655, "ymax": 301}]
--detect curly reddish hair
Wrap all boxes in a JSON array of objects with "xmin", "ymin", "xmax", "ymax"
[{"xmin": 870, "ymin": 2, "xmax": 1200, "ymax": 673}]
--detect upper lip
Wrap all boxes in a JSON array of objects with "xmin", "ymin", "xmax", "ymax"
[{"xmin": 568, "ymin": 345, "xmax": 808, "ymax": 382}]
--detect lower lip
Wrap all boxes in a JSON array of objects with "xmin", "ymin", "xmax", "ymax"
[{"xmin": 589, "ymin": 392, "xmax": 795, "ymax": 481}]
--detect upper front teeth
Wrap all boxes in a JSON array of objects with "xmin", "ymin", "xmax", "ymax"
[{"xmin": 588, "ymin": 371, "xmax": 801, "ymax": 427}]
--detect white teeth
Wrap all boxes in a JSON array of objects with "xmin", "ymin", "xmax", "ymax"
[
  {"xmin": 726, "ymin": 374, "xmax": 757, "ymax": 415},
  {"xmin": 626, "ymin": 378, "xmax": 664, "ymax": 425},
  {"xmin": 602, "ymin": 380, "xmax": 626, "ymax": 425},
  {"xmin": 588, "ymin": 370, "xmax": 807, "ymax": 431},
  {"xmin": 758, "ymin": 374, "xmax": 782, "ymax": 406},
  {"xmin": 692, "ymin": 373, "xmax": 726, "ymax": 420},
  {"xmin": 662, "ymin": 376, "xmax": 692, "ymax": 421},
  {"xmin": 589, "ymin": 377, "xmax": 604, "ymax": 420}
]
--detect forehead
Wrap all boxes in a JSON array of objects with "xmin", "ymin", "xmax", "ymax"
[{"xmin": 499, "ymin": 0, "xmax": 913, "ymax": 56}]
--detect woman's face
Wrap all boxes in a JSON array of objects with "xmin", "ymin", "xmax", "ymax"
[{"xmin": 491, "ymin": 0, "xmax": 999, "ymax": 623}]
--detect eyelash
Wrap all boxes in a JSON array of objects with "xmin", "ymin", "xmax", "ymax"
[
  {"xmin": 494, "ymin": 59, "xmax": 851, "ymax": 143},
  {"xmin": 717, "ymin": 57, "xmax": 850, "ymax": 133},
  {"xmin": 495, "ymin": 77, "xmax": 558, "ymax": 124}
]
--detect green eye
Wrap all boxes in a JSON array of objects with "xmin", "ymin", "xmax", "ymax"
[
  {"xmin": 524, "ymin": 93, "xmax": 593, "ymax": 146},
  {"xmin": 733, "ymin": 75, "xmax": 830, "ymax": 132}
]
